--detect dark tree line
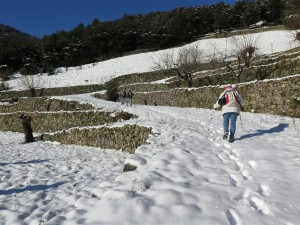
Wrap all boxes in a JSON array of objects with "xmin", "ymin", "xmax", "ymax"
[{"xmin": 0, "ymin": 0, "xmax": 294, "ymax": 80}]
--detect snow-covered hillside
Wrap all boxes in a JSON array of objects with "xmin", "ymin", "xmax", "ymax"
[
  {"xmin": 1, "ymin": 29, "xmax": 300, "ymax": 225},
  {"xmin": 5, "ymin": 30, "xmax": 300, "ymax": 91}
]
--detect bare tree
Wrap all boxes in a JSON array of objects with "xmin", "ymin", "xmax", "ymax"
[
  {"xmin": 152, "ymin": 50, "xmax": 175, "ymax": 77},
  {"xmin": 211, "ymin": 35, "xmax": 260, "ymax": 83},
  {"xmin": 17, "ymin": 74, "xmax": 44, "ymax": 97},
  {"xmin": 152, "ymin": 45, "xmax": 203, "ymax": 87}
]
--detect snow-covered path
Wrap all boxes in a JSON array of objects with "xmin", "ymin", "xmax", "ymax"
[{"xmin": 1, "ymin": 95, "xmax": 299, "ymax": 225}]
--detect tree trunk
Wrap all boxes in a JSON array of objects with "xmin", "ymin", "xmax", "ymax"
[{"xmin": 30, "ymin": 88, "xmax": 36, "ymax": 97}]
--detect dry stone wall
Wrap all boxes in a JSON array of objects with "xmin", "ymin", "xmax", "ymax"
[
  {"xmin": 0, "ymin": 96, "xmax": 152, "ymax": 154},
  {"xmin": 0, "ymin": 111, "xmax": 116, "ymax": 133},
  {"xmin": 131, "ymin": 76, "xmax": 300, "ymax": 117},
  {"xmin": 41, "ymin": 125, "xmax": 152, "ymax": 154},
  {"xmin": 0, "ymin": 97, "xmax": 95, "ymax": 113},
  {"xmin": 0, "ymin": 84, "xmax": 104, "ymax": 100}
]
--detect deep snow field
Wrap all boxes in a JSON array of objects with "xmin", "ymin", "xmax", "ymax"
[
  {"xmin": 0, "ymin": 29, "xmax": 300, "ymax": 225},
  {"xmin": 1, "ymin": 96, "xmax": 299, "ymax": 225}
]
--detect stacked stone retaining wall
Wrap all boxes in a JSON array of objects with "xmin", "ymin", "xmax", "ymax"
[
  {"xmin": 0, "ymin": 97, "xmax": 95, "ymax": 113},
  {"xmin": 0, "ymin": 111, "xmax": 117, "ymax": 133},
  {"xmin": 42, "ymin": 125, "xmax": 152, "ymax": 153},
  {"xmin": 0, "ymin": 84, "xmax": 104, "ymax": 100},
  {"xmin": 131, "ymin": 76, "xmax": 300, "ymax": 117}
]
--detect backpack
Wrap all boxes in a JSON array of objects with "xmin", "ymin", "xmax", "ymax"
[
  {"xmin": 218, "ymin": 90, "xmax": 238, "ymax": 106},
  {"xmin": 127, "ymin": 90, "xmax": 133, "ymax": 98},
  {"xmin": 218, "ymin": 94, "xmax": 226, "ymax": 106}
]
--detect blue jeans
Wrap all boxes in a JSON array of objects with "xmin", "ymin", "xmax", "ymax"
[{"xmin": 223, "ymin": 112, "xmax": 238, "ymax": 140}]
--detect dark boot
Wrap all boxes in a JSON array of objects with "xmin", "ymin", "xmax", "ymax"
[{"xmin": 223, "ymin": 132, "xmax": 229, "ymax": 140}]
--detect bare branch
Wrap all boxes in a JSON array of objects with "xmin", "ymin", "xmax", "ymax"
[
  {"xmin": 17, "ymin": 75, "xmax": 44, "ymax": 97},
  {"xmin": 151, "ymin": 45, "xmax": 203, "ymax": 87},
  {"xmin": 209, "ymin": 34, "xmax": 260, "ymax": 83}
]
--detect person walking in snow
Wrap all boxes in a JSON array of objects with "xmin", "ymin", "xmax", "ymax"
[
  {"xmin": 126, "ymin": 89, "xmax": 134, "ymax": 106},
  {"xmin": 119, "ymin": 90, "xmax": 126, "ymax": 105},
  {"xmin": 213, "ymin": 84, "xmax": 244, "ymax": 143}
]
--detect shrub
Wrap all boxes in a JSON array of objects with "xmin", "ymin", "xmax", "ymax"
[
  {"xmin": 291, "ymin": 97, "xmax": 300, "ymax": 109},
  {"xmin": 296, "ymin": 32, "xmax": 300, "ymax": 41},
  {"xmin": 0, "ymin": 82, "xmax": 9, "ymax": 91},
  {"xmin": 115, "ymin": 111, "xmax": 135, "ymax": 121},
  {"xmin": 123, "ymin": 163, "xmax": 137, "ymax": 172},
  {"xmin": 20, "ymin": 64, "xmax": 39, "ymax": 75},
  {"xmin": 0, "ymin": 66, "xmax": 13, "ymax": 81},
  {"xmin": 105, "ymin": 80, "xmax": 119, "ymax": 102}
]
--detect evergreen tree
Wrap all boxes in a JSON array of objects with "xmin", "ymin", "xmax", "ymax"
[
  {"xmin": 267, "ymin": 0, "xmax": 284, "ymax": 24},
  {"xmin": 283, "ymin": 0, "xmax": 300, "ymax": 29}
]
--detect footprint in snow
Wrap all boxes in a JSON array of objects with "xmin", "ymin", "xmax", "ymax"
[
  {"xmin": 209, "ymin": 137, "xmax": 216, "ymax": 142},
  {"xmin": 241, "ymin": 170, "xmax": 252, "ymax": 181},
  {"xmin": 233, "ymin": 188, "xmax": 250, "ymax": 201},
  {"xmin": 249, "ymin": 196, "xmax": 270, "ymax": 215},
  {"xmin": 223, "ymin": 143, "xmax": 232, "ymax": 149},
  {"xmin": 226, "ymin": 208, "xmax": 242, "ymax": 225},
  {"xmin": 248, "ymin": 160, "xmax": 257, "ymax": 169},
  {"xmin": 229, "ymin": 174, "xmax": 240, "ymax": 187},
  {"xmin": 227, "ymin": 153, "xmax": 239, "ymax": 161},
  {"xmin": 257, "ymin": 184, "xmax": 271, "ymax": 196},
  {"xmin": 234, "ymin": 162, "xmax": 244, "ymax": 172},
  {"xmin": 216, "ymin": 153, "xmax": 225, "ymax": 162}
]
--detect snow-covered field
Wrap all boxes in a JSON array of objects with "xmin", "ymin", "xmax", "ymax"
[
  {"xmin": 5, "ymin": 30, "xmax": 300, "ymax": 91},
  {"xmin": 1, "ymin": 29, "xmax": 300, "ymax": 225},
  {"xmin": 1, "ymin": 97, "xmax": 300, "ymax": 225}
]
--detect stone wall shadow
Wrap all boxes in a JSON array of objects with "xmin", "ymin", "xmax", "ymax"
[
  {"xmin": 0, "ymin": 182, "xmax": 65, "ymax": 195},
  {"xmin": 237, "ymin": 123, "xmax": 289, "ymax": 140},
  {"xmin": 0, "ymin": 159, "xmax": 49, "ymax": 166}
]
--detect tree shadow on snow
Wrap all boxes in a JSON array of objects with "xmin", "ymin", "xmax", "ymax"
[
  {"xmin": 0, "ymin": 159, "xmax": 49, "ymax": 166},
  {"xmin": 0, "ymin": 182, "xmax": 65, "ymax": 195},
  {"xmin": 237, "ymin": 123, "xmax": 289, "ymax": 140}
]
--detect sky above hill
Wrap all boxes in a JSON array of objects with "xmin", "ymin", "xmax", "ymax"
[{"xmin": 0, "ymin": 0, "xmax": 235, "ymax": 38}]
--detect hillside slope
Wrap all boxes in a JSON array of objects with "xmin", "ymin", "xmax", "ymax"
[
  {"xmin": 5, "ymin": 30, "xmax": 299, "ymax": 90},
  {"xmin": 0, "ymin": 95, "xmax": 299, "ymax": 225}
]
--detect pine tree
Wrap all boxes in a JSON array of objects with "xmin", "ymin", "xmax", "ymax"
[
  {"xmin": 267, "ymin": 0, "xmax": 284, "ymax": 24},
  {"xmin": 283, "ymin": 0, "xmax": 300, "ymax": 29}
]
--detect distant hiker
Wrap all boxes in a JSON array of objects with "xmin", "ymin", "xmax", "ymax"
[
  {"xmin": 19, "ymin": 113, "xmax": 34, "ymax": 143},
  {"xmin": 213, "ymin": 84, "xmax": 244, "ymax": 143},
  {"xmin": 126, "ymin": 89, "xmax": 134, "ymax": 106},
  {"xmin": 119, "ymin": 90, "xmax": 126, "ymax": 105}
]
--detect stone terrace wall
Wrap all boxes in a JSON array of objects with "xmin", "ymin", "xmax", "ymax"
[
  {"xmin": 42, "ymin": 125, "xmax": 152, "ymax": 154},
  {"xmin": 0, "ymin": 97, "xmax": 95, "ymax": 113},
  {"xmin": 0, "ymin": 111, "xmax": 116, "ymax": 133},
  {"xmin": 132, "ymin": 76, "xmax": 300, "ymax": 117},
  {"xmin": 0, "ymin": 84, "xmax": 104, "ymax": 100}
]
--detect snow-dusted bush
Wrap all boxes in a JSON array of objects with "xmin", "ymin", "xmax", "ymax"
[
  {"xmin": 0, "ymin": 82, "xmax": 8, "ymax": 91},
  {"xmin": 296, "ymin": 32, "xmax": 300, "ymax": 41},
  {"xmin": 17, "ymin": 74, "xmax": 44, "ymax": 97},
  {"xmin": 123, "ymin": 163, "xmax": 137, "ymax": 172},
  {"xmin": 291, "ymin": 97, "xmax": 300, "ymax": 108},
  {"xmin": 106, "ymin": 80, "xmax": 120, "ymax": 102}
]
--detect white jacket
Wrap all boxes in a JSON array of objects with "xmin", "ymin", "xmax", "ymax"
[{"xmin": 213, "ymin": 90, "xmax": 244, "ymax": 115}]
